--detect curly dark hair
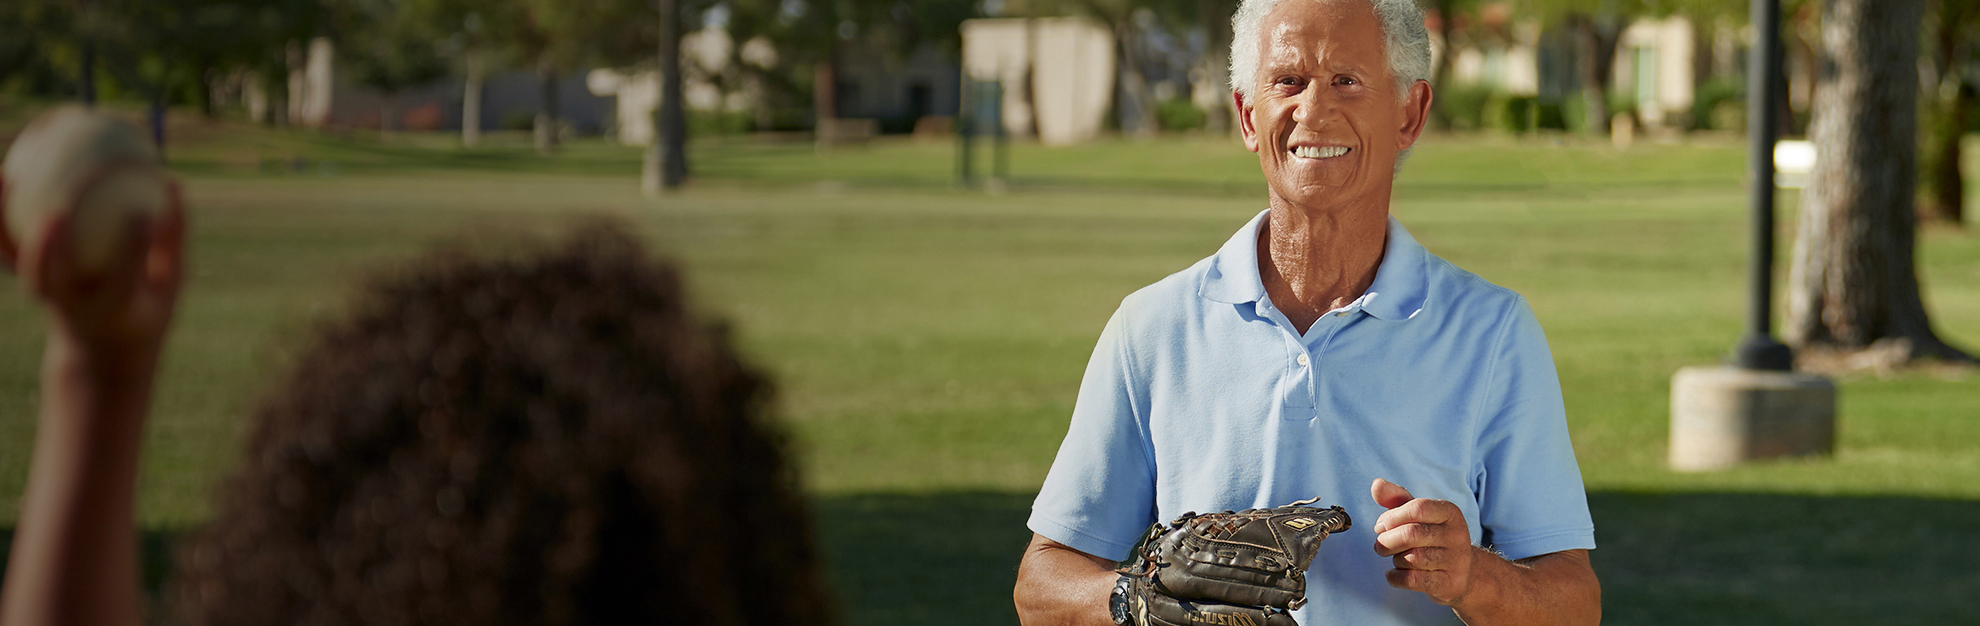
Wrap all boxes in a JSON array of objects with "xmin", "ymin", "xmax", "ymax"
[{"xmin": 170, "ymin": 224, "xmax": 834, "ymax": 626}]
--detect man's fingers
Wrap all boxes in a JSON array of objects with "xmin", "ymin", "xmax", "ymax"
[
  {"xmin": 28, "ymin": 213, "xmax": 75, "ymax": 298},
  {"xmin": 0, "ymin": 175, "xmax": 17, "ymax": 274},
  {"xmin": 144, "ymin": 182, "xmax": 186, "ymax": 292},
  {"xmin": 1371, "ymin": 521, "xmax": 1445, "ymax": 557},
  {"xmin": 1371, "ymin": 497, "xmax": 1457, "ymax": 534},
  {"xmin": 1371, "ymin": 478, "xmax": 1413, "ymax": 510}
]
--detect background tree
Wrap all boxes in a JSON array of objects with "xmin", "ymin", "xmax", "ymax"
[
  {"xmin": 1002, "ymin": 0, "xmax": 1191, "ymax": 137},
  {"xmin": 1508, "ymin": 0, "xmax": 1746, "ymax": 134},
  {"xmin": 725, "ymin": 0, "xmax": 852, "ymax": 126},
  {"xmin": 1425, "ymin": 0, "xmax": 1480, "ymax": 131},
  {"xmin": 1921, "ymin": 0, "xmax": 1979, "ymax": 225},
  {"xmin": 330, "ymin": 0, "xmax": 451, "ymax": 135},
  {"xmin": 89, "ymin": 0, "xmax": 235, "ymax": 152},
  {"xmin": 1509, "ymin": 0, "xmax": 1630, "ymax": 134},
  {"xmin": 1785, "ymin": 0, "xmax": 1973, "ymax": 365},
  {"xmin": 1199, "ymin": 0, "xmax": 1238, "ymax": 135},
  {"xmin": 0, "ymin": 1, "xmax": 70, "ymax": 97},
  {"xmin": 727, "ymin": 0, "xmax": 976, "ymax": 129},
  {"xmin": 399, "ymin": 0, "xmax": 516, "ymax": 146},
  {"xmin": 648, "ymin": 0, "xmax": 690, "ymax": 193}
]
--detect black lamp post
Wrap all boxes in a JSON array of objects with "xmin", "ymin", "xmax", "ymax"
[{"xmin": 1733, "ymin": 0, "xmax": 1794, "ymax": 371}]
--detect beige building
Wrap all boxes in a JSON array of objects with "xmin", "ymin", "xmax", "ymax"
[
  {"xmin": 1446, "ymin": 22, "xmax": 1541, "ymax": 97},
  {"xmin": 1613, "ymin": 17, "xmax": 1696, "ymax": 129},
  {"xmin": 959, "ymin": 17, "xmax": 1114, "ymax": 146},
  {"xmin": 588, "ymin": 29, "xmax": 773, "ymax": 146},
  {"xmin": 1445, "ymin": 15, "xmax": 1699, "ymax": 130}
]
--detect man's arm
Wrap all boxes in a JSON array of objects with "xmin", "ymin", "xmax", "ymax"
[
  {"xmin": 1014, "ymin": 534, "xmax": 1120, "ymax": 626},
  {"xmin": 1370, "ymin": 479, "xmax": 1599, "ymax": 626},
  {"xmin": 0, "ymin": 183, "xmax": 186, "ymax": 626},
  {"xmin": 1447, "ymin": 548, "xmax": 1598, "ymax": 626}
]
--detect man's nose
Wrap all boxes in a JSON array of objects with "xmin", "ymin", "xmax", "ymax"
[{"xmin": 1290, "ymin": 85, "xmax": 1339, "ymax": 129}]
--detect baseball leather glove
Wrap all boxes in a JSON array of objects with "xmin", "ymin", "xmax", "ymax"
[{"xmin": 1114, "ymin": 498, "xmax": 1351, "ymax": 626}]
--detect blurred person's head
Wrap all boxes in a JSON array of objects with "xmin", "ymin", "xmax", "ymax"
[
  {"xmin": 171, "ymin": 223, "xmax": 833, "ymax": 626},
  {"xmin": 1229, "ymin": 0, "xmax": 1431, "ymax": 212}
]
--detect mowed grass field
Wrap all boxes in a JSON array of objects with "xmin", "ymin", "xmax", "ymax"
[{"xmin": 1, "ymin": 104, "xmax": 1978, "ymax": 625}]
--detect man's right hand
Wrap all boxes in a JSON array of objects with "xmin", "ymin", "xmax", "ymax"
[{"xmin": 1014, "ymin": 534, "xmax": 1121, "ymax": 626}]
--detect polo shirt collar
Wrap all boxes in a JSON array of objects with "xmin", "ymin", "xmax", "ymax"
[{"xmin": 1198, "ymin": 209, "xmax": 1428, "ymax": 321}]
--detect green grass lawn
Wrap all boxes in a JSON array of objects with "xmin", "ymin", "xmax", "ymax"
[{"xmin": 2, "ymin": 105, "xmax": 1978, "ymax": 624}]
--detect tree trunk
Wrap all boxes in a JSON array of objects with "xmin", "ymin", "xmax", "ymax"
[
  {"xmin": 645, "ymin": 0, "xmax": 689, "ymax": 196},
  {"xmin": 534, "ymin": 62, "xmax": 559, "ymax": 154},
  {"xmin": 1022, "ymin": 18, "xmax": 1040, "ymax": 138},
  {"xmin": 1571, "ymin": 13, "xmax": 1625, "ymax": 135},
  {"xmin": 1689, "ymin": 18, "xmax": 1712, "ymax": 130},
  {"xmin": 286, "ymin": 40, "xmax": 305, "ymax": 125},
  {"xmin": 79, "ymin": 40, "xmax": 96, "ymax": 106},
  {"xmin": 148, "ymin": 97, "xmax": 166, "ymax": 159},
  {"xmin": 1430, "ymin": 0, "xmax": 1455, "ymax": 131},
  {"xmin": 814, "ymin": 53, "xmax": 837, "ymax": 124},
  {"xmin": 1921, "ymin": 0, "xmax": 1971, "ymax": 225},
  {"xmin": 380, "ymin": 91, "xmax": 397, "ymax": 137},
  {"xmin": 1924, "ymin": 84, "xmax": 1971, "ymax": 224},
  {"xmin": 1113, "ymin": 20, "xmax": 1157, "ymax": 138},
  {"xmin": 463, "ymin": 54, "xmax": 484, "ymax": 148},
  {"xmin": 198, "ymin": 62, "xmax": 217, "ymax": 118},
  {"xmin": 1200, "ymin": 0, "xmax": 1235, "ymax": 135},
  {"xmin": 245, "ymin": 70, "xmax": 270, "ymax": 124},
  {"xmin": 1785, "ymin": 0, "xmax": 1971, "ymax": 364}
]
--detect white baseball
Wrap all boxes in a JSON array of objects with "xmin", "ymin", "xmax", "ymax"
[{"xmin": 1, "ymin": 105, "xmax": 170, "ymax": 273}]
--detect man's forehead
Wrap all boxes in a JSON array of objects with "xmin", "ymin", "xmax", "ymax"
[{"xmin": 1260, "ymin": 0, "xmax": 1385, "ymax": 64}]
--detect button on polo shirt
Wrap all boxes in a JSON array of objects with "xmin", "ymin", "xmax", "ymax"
[{"xmin": 1029, "ymin": 209, "xmax": 1594, "ymax": 626}]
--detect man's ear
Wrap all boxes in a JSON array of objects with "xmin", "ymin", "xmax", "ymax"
[
  {"xmin": 1235, "ymin": 91, "xmax": 1261, "ymax": 153},
  {"xmin": 1396, "ymin": 79, "xmax": 1433, "ymax": 151}
]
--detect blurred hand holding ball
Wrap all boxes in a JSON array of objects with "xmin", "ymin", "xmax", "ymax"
[{"xmin": 2, "ymin": 105, "xmax": 171, "ymax": 274}]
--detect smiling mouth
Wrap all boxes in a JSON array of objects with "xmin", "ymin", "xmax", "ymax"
[{"xmin": 1291, "ymin": 146, "xmax": 1350, "ymax": 159}]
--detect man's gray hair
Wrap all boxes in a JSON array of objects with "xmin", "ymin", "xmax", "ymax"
[{"xmin": 1228, "ymin": 0, "xmax": 1431, "ymax": 103}]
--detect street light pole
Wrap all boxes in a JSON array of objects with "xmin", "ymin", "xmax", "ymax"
[
  {"xmin": 1668, "ymin": 0, "xmax": 1834, "ymax": 471},
  {"xmin": 1733, "ymin": 0, "xmax": 1793, "ymax": 371}
]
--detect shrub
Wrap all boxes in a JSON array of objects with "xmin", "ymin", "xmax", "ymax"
[
  {"xmin": 1691, "ymin": 77, "xmax": 1745, "ymax": 132},
  {"xmin": 1156, "ymin": 98, "xmax": 1207, "ymax": 132},
  {"xmin": 689, "ymin": 110, "xmax": 755, "ymax": 136},
  {"xmin": 1436, "ymin": 82, "xmax": 1496, "ymax": 131},
  {"xmin": 1494, "ymin": 95, "xmax": 1537, "ymax": 134},
  {"xmin": 1537, "ymin": 100, "xmax": 1570, "ymax": 132}
]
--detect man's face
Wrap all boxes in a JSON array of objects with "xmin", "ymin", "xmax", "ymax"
[{"xmin": 1238, "ymin": 0, "xmax": 1430, "ymax": 212}]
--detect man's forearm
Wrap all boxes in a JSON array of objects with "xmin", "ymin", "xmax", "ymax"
[
  {"xmin": 1014, "ymin": 535, "xmax": 1119, "ymax": 626},
  {"xmin": 1450, "ymin": 549, "xmax": 1600, "ymax": 626},
  {"xmin": 0, "ymin": 341, "xmax": 157, "ymax": 626}
]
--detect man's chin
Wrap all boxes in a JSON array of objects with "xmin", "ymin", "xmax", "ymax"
[{"xmin": 1267, "ymin": 181, "xmax": 1367, "ymax": 213}]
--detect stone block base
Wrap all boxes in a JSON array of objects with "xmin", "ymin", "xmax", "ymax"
[{"xmin": 1669, "ymin": 366, "xmax": 1837, "ymax": 471}]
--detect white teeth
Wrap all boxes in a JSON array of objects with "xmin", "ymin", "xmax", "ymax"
[{"xmin": 1292, "ymin": 146, "xmax": 1349, "ymax": 159}]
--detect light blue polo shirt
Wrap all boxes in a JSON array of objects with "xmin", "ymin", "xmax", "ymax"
[{"xmin": 1029, "ymin": 209, "xmax": 1594, "ymax": 626}]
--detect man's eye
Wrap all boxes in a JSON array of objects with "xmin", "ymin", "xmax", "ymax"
[
  {"xmin": 1337, "ymin": 76, "xmax": 1359, "ymax": 86},
  {"xmin": 1276, "ymin": 77, "xmax": 1299, "ymax": 86}
]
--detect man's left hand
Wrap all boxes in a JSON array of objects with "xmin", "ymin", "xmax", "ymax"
[{"xmin": 1370, "ymin": 478, "xmax": 1477, "ymax": 606}]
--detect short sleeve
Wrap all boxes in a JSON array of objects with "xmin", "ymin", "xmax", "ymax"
[
  {"xmin": 1471, "ymin": 297, "xmax": 1596, "ymax": 561},
  {"xmin": 1027, "ymin": 307, "xmax": 1159, "ymax": 562}
]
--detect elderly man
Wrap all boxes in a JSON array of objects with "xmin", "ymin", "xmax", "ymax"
[{"xmin": 1011, "ymin": 1, "xmax": 1599, "ymax": 625}]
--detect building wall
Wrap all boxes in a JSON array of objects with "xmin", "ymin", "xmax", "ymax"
[
  {"xmin": 1614, "ymin": 16, "xmax": 1695, "ymax": 128},
  {"xmin": 961, "ymin": 17, "xmax": 1113, "ymax": 146}
]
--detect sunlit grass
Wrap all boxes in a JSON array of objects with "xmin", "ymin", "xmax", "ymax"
[{"xmin": 0, "ymin": 109, "xmax": 1976, "ymax": 624}]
